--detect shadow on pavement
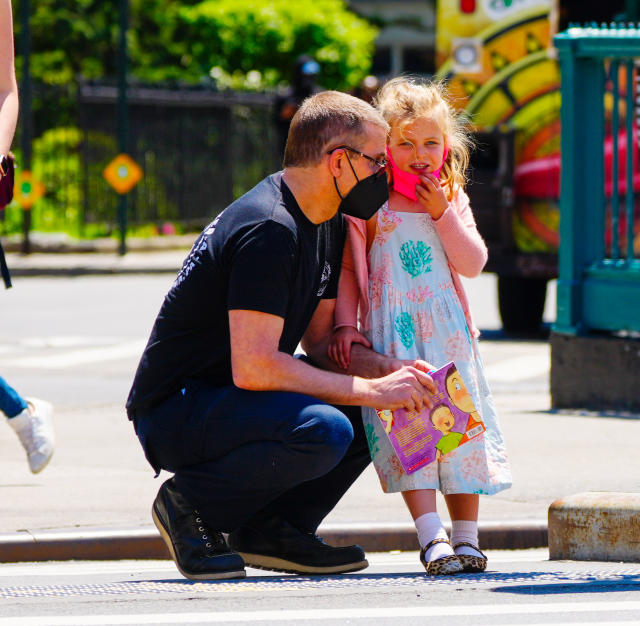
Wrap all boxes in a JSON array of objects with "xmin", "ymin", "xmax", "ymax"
[{"xmin": 492, "ymin": 575, "xmax": 640, "ymax": 595}]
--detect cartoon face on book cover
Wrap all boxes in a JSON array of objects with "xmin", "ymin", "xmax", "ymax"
[{"xmin": 376, "ymin": 362, "xmax": 486, "ymax": 474}]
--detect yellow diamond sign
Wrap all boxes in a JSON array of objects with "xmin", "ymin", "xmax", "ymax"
[
  {"xmin": 103, "ymin": 153, "xmax": 143, "ymax": 195},
  {"xmin": 13, "ymin": 170, "xmax": 45, "ymax": 209}
]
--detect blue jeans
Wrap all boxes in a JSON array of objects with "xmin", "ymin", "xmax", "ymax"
[
  {"xmin": 133, "ymin": 379, "xmax": 371, "ymax": 533},
  {"xmin": 0, "ymin": 376, "xmax": 28, "ymax": 418}
]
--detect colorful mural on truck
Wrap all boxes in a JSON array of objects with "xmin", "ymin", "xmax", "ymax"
[{"xmin": 435, "ymin": 0, "xmax": 561, "ymax": 254}]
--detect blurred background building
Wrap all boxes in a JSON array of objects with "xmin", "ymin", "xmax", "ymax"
[{"xmin": 349, "ymin": 1, "xmax": 436, "ymax": 77}]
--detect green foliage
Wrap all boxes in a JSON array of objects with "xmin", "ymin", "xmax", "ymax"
[
  {"xmin": 13, "ymin": 1, "xmax": 201, "ymax": 86},
  {"xmin": 1, "ymin": 126, "xmax": 177, "ymax": 239},
  {"xmin": 180, "ymin": 0, "xmax": 378, "ymax": 91},
  {"xmin": 32, "ymin": 127, "xmax": 83, "ymax": 231},
  {"xmin": 3, "ymin": 127, "xmax": 94, "ymax": 236},
  {"xmin": 14, "ymin": 1, "xmax": 119, "ymax": 84},
  {"xmin": 13, "ymin": 0, "xmax": 377, "ymax": 92},
  {"xmin": 7, "ymin": 0, "xmax": 377, "ymax": 239}
]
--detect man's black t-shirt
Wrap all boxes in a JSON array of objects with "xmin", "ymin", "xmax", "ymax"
[{"xmin": 126, "ymin": 172, "xmax": 345, "ymax": 416}]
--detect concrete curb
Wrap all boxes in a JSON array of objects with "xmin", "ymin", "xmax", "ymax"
[
  {"xmin": 9, "ymin": 265, "xmax": 182, "ymax": 277},
  {"xmin": 2, "ymin": 234, "xmax": 197, "ymax": 254},
  {"xmin": 549, "ymin": 492, "xmax": 640, "ymax": 563},
  {"xmin": 0, "ymin": 521, "xmax": 548, "ymax": 563}
]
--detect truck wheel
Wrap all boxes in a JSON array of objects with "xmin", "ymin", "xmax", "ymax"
[{"xmin": 497, "ymin": 276, "xmax": 547, "ymax": 335}]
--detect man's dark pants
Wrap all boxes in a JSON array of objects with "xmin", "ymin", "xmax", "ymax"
[{"xmin": 133, "ymin": 378, "xmax": 371, "ymax": 534}]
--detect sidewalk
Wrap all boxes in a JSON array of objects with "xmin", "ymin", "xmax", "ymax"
[
  {"xmin": 5, "ymin": 233, "xmax": 193, "ymax": 276},
  {"xmin": 2, "ymin": 240, "xmax": 639, "ymax": 563}
]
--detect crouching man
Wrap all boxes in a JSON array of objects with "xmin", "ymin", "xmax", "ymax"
[{"xmin": 126, "ymin": 91, "xmax": 435, "ymax": 580}]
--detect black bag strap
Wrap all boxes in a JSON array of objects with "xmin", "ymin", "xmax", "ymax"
[{"xmin": 0, "ymin": 239, "xmax": 12, "ymax": 289}]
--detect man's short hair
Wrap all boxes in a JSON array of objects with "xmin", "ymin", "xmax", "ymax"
[{"xmin": 283, "ymin": 91, "xmax": 389, "ymax": 168}]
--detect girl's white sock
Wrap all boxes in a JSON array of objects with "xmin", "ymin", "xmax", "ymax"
[
  {"xmin": 450, "ymin": 519, "xmax": 482, "ymax": 557},
  {"xmin": 415, "ymin": 512, "xmax": 453, "ymax": 561}
]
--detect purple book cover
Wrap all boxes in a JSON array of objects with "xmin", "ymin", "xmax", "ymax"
[{"xmin": 375, "ymin": 362, "xmax": 486, "ymax": 475}]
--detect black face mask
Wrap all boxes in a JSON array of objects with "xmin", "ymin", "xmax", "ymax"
[{"xmin": 334, "ymin": 156, "xmax": 389, "ymax": 221}]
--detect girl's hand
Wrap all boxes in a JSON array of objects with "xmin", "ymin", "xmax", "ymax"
[
  {"xmin": 328, "ymin": 326, "xmax": 371, "ymax": 370},
  {"xmin": 415, "ymin": 173, "xmax": 448, "ymax": 220}
]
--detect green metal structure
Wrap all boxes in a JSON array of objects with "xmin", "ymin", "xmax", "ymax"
[{"xmin": 554, "ymin": 23, "xmax": 640, "ymax": 335}]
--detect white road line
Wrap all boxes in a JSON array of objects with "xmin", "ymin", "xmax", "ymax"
[
  {"xmin": 0, "ymin": 560, "xmax": 175, "ymax": 578},
  {"xmin": 2, "ymin": 601, "xmax": 639, "ymax": 625},
  {"xmin": 20, "ymin": 336, "xmax": 121, "ymax": 349},
  {"xmin": 516, "ymin": 619, "xmax": 638, "ymax": 626},
  {"xmin": 0, "ymin": 336, "xmax": 549, "ymax": 380},
  {"xmin": 6, "ymin": 340, "xmax": 146, "ymax": 369},
  {"xmin": 484, "ymin": 353, "xmax": 549, "ymax": 382}
]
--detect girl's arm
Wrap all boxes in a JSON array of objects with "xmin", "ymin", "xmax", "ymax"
[
  {"xmin": 330, "ymin": 225, "xmax": 368, "ymax": 369},
  {"xmin": 365, "ymin": 212, "xmax": 377, "ymax": 254},
  {"xmin": 329, "ymin": 215, "xmax": 377, "ymax": 369},
  {"xmin": 433, "ymin": 187, "xmax": 488, "ymax": 278},
  {"xmin": 333, "ymin": 229, "xmax": 360, "ymax": 331},
  {"xmin": 0, "ymin": 0, "xmax": 19, "ymax": 156}
]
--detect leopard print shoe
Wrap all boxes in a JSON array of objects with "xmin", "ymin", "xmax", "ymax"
[
  {"xmin": 419, "ymin": 538, "xmax": 463, "ymax": 576},
  {"xmin": 453, "ymin": 541, "xmax": 488, "ymax": 573}
]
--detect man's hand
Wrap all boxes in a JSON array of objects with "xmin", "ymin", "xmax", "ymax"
[
  {"xmin": 327, "ymin": 326, "xmax": 371, "ymax": 370},
  {"xmin": 401, "ymin": 358, "xmax": 438, "ymax": 373},
  {"xmin": 360, "ymin": 365, "xmax": 437, "ymax": 413},
  {"xmin": 356, "ymin": 353, "xmax": 438, "ymax": 380}
]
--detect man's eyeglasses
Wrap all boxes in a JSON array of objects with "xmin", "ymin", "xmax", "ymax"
[{"xmin": 327, "ymin": 145, "xmax": 387, "ymax": 172}]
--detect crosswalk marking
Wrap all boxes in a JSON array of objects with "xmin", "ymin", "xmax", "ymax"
[
  {"xmin": 1, "ymin": 601, "xmax": 639, "ymax": 625},
  {"xmin": 0, "ymin": 335, "xmax": 550, "ymax": 380},
  {"xmin": 1, "ymin": 339, "xmax": 146, "ymax": 369}
]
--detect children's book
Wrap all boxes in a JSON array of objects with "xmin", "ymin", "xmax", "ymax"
[{"xmin": 375, "ymin": 361, "xmax": 486, "ymax": 475}]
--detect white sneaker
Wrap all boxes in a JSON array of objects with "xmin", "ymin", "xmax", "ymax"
[{"xmin": 8, "ymin": 398, "xmax": 55, "ymax": 473}]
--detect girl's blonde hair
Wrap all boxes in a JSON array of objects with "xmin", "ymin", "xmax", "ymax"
[{"xmin": 374, "ymin": 76, "xmax": 472, "ymax": 198}]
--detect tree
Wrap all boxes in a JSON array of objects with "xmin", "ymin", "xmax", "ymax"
[
  {"xmin": 178, "ymin": 0, "xmax": 378, "ymax": 91},
  {"xmin": 13, "ymin": 0, "xmax": 377, "ymax": 92}
]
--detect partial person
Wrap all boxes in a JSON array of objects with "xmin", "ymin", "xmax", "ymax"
[
  {"xmin": 127, "ymin": 90, "xmax": 438, "ymax": 581},
  {"xmin": 328, "ymin": 77, "xmax": 512, "ymax": 576},
  {"xmin": 1, "ymin": 379, "xmax": 54, "ymax": 473},
  {"xmin": 0, "ymin": 0, "xmax": 55, "ymax": 473},
  {"xmin": 274, "ymin": 55, "xmax": 321, "ymax": 156},
  {"xmin": 353, "ymin": 75, "xmax": 380, "ymax": 105}
]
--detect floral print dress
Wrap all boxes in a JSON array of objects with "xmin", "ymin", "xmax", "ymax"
[{"xmin": 362, "ymin": 204, "xmax": 512, "ymax": 494}]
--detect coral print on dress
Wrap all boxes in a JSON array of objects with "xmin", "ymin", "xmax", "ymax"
[
  {"xmin": 374, "ymin": 208, "xmax": 402, "ymax": 246},
  {"xmin": 406, "ymin": 285, "xmax": 434, "ymax": 304},
  {"xmin": 399, "ymin": 240, "xmax": 433, "ymax": 277}
]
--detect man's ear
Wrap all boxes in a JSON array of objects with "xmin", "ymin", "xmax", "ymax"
[{"xmin": 327, "ymin": 149, "xmax": 345, "ymax": 178}]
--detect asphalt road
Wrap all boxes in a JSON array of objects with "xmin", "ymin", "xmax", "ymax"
[
  {"xmin": 1, "ymin": 549, "xmax": 639, "ymax": 625},
  {"xmin": 0, "ymin": 272, "xmax": 556, "ymax": 406}
]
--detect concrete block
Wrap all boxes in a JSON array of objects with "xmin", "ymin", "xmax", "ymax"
[
  {"xmin": 549, "ymin": 492, "xmax": 640, "ymax": 562},
  {"xmin": 551, "ymin": 332, "xmax": 640, "ymax": 411}
]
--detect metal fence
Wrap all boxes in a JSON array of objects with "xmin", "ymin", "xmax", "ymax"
[
  {"xmin": 554, "ymin": 23, "xmax": 640, "ymax": 335},
  {"xmin": 7, "ymin": 83, "xmax": 281, "ymax": 237}
]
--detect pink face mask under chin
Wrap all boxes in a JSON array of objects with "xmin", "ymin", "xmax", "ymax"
[{"xmin": 387, "ymin": 145, "xmax": 449, "ymax": 201}]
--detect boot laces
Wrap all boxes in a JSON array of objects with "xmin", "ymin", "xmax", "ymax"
[{"xmin": 193, "ymin": 510, "xmax": 226, "ymax": 557}]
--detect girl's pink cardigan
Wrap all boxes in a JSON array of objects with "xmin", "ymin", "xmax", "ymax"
[{"xmin": 334, "ymin": 187, "xmax": 487, "ymax": 338}]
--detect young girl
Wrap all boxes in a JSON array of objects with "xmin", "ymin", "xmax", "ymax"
[{"xmin": 329, "ymin": 77, "xmax": 512, "ymax": 576}]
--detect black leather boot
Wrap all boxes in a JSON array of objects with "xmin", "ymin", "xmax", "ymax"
[
  {"xmin": 228, "ymin": 516, "xmax": 368, "ymax": 575},
  {"xmin": 152, "ymin": 478, "xmax": 245, "ymax": 580}
]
